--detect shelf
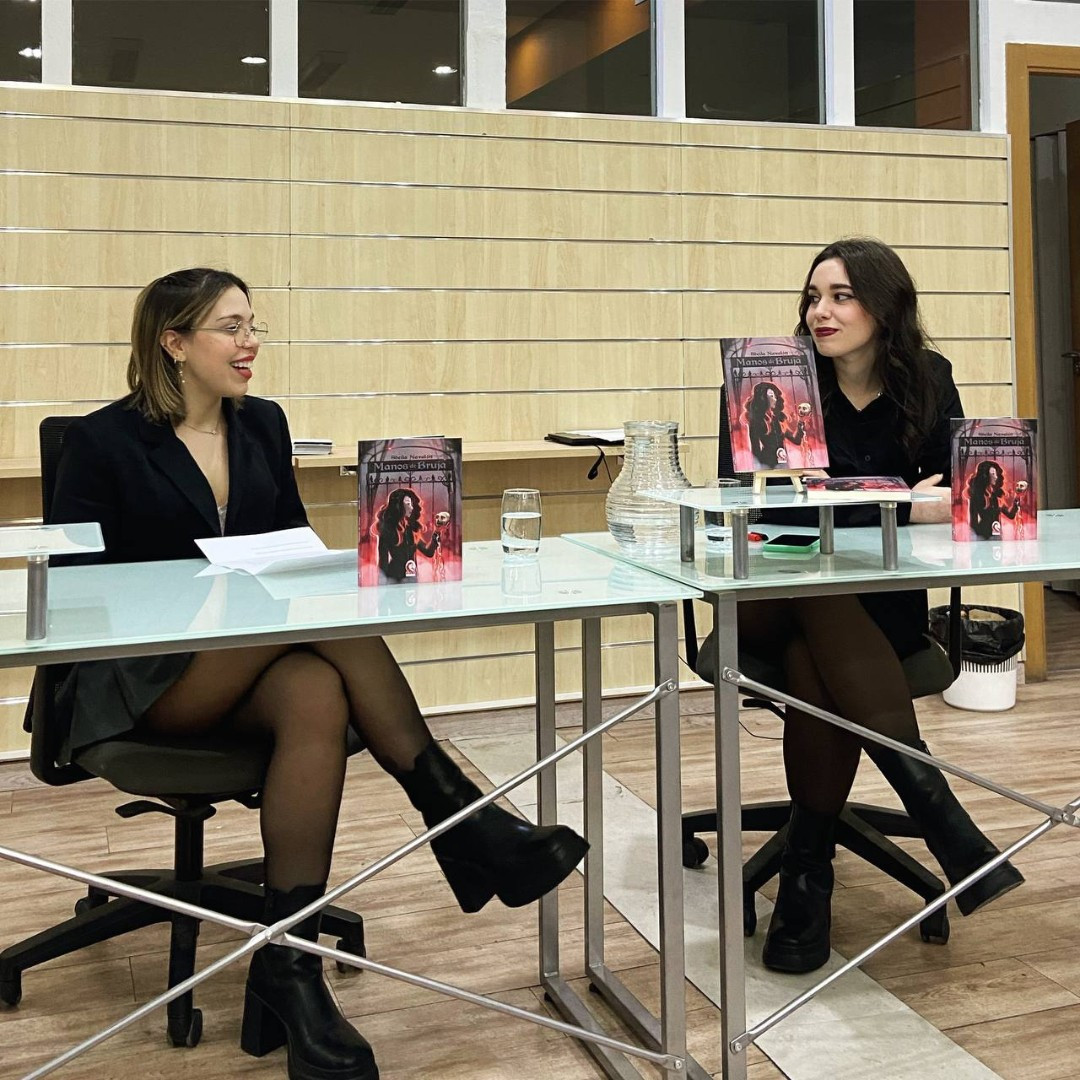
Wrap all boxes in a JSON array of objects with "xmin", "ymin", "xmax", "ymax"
[
  {"xmin": 0, "ymin": 459, "xmax": 43, "ymax": 481},
  {"xmin": 293, "ymin": 439, "xmax": 624, "ymax": 470},
  {"xmin": 0, "ymin": 441, "xmax": 623, "ymax": 484}
]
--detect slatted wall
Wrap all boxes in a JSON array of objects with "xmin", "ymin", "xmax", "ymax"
[{"xmin": 0, "ymin": 85, "xmax": 1013, "ymax": 753}]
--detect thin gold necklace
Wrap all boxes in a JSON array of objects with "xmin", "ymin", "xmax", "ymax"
[{"xmin": 180, "ymin": 420, "xmax": 222, "ymax": 436}]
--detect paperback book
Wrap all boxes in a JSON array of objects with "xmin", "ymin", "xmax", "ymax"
[
  {"xmin": 721, "ymin": 336, "xmax": 828, "ymax": 474},
  {"xmin": 357, "ymin": 437, "xmax": 463, "ymax": 586},
  {"xmin": 803, "ymin": 476, "xmax": 911, "ymax": 501},
  {"xmin": 951, "ymin": 418, "xmax": 1037, "ymax": 542}
]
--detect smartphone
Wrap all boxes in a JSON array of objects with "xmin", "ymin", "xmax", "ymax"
[{"xmin": 762, "ymin": 533, "xmax": 820, "ymax": 555}]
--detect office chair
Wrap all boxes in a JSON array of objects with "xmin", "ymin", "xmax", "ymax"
[
  {"xmin": 681, "ymin": 407, "xmax": 963, "ymax": 945},
  {"xmin": 0, "ymin": 416, "xmax": 367, "ymax": 1049}
]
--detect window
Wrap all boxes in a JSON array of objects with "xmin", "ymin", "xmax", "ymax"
[
  {"xmin": 73, "ymin": 0, "xmax": 270, "ymax": 96},
  {"xmin": 0, "ymin": 0, "xmax": 42, "ymax": 83},
  {"xmin": 854, "ymin": 0, "xmax": 974, "ymax": 130},
  {"xmin": 684, "ymin": 0, "xmax": 820, "ymax": 124},
  {"xmin": 506, "ymin": 0, "xmax": 653, "ymax": 116},
  {"xmin": 299, "ymin": 0, "xmax": 462, "ymax": 105}
]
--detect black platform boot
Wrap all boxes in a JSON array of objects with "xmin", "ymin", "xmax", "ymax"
[
  {"xmin": 397, "ymin": 740, "xmax": 589, "ymax": 913},
  {"xmin": 762, "ymin": 804, "xmax": 836, "ymax": 975},
  {"xmin": 869, "ymin": 740, "xmax": 1024, "ymax": 915},
  {"xmin": 241, "ymin": 884, "xmax": 379, "ymax": 1080}
]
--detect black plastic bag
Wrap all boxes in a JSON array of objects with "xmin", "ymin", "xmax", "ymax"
[{"xmin": 929, "ymin": 604, "xmax": 1025, "ymax": 664}]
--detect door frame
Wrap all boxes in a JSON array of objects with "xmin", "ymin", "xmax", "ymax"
[{"xmin": 1004, "ymin": 43, "xmax": 1080, "ymax": 680}]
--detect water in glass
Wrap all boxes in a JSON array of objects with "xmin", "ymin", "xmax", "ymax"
[{"xmin": 501, "ymin": 488, "xmax": 541, "ymax": 555}]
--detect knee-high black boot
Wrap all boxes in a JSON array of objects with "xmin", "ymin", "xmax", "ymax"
[
  {"xmin": 868, "ymin": 740, "xmax": 1024, "ymax": 915},
  {"xmin": 762, "ymin": 804, "xmax": 836, "ymax": 975},
  {"xmin": 397, "ymin": 740, "xmax": 589, "ymax": 914},
  {"xmin": 241, "ymin": 884, "xmax": 379, "ymax": 1080}
]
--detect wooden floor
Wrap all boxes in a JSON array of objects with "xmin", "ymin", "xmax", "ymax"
[{"xmin": 2, "ymin": 671, "xmax": 1079, "ymax": 1080}]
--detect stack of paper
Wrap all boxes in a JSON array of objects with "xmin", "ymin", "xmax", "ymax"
[
  {"xmin": 196, "ymin": 528, "xmax": 353, "ymax": 575},
  {"xmin": 292, "ymin": 438, "xmax": 333, "ymax": 456}
]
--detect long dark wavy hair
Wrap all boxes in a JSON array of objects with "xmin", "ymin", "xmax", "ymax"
[
  {"xmin": 745, "ymin": 382, "xmax": 785, "ymax": 427},
  {"xmin": 796, "ymin": 237, "xmax": 937, "ymax": 458},
  {"xmin": 375, "ymin": 488, "xmax": 423, "ymax": 545},
  {"xmin": 967, "ymin": 460, "xmax": 1004, "ymax": 508}
]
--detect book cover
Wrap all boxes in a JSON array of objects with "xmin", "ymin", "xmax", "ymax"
[
  {"xmin": 721, "ymin": 336, "xmax": 828, "ymax": 473},
  {"xmin": 804, "ymin": 476, "xmax": 911, "ymax": 501},
  {"xmin": 357, "ymin": 437, "xmax": 463, "ymax": 586},
  {"xmin": 951, "ymin": 418, "xmax": 1037, "ymax": 542}
]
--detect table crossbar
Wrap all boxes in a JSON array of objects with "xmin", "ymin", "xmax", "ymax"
[
  {"xmin": 12, "ymin": 677, "xmax": 678, "ymax": 1079},
  {"xmin": 720, "ymin": 667, "xmax": 1080, "ymax": 1055}
]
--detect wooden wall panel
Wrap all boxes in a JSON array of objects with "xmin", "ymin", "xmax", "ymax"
[{"xmin": 0, "ymin": 84, "xmax": 1012, "ymax": 756}]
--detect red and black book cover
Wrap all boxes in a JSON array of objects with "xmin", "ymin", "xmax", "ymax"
[
  {"xmin": 721, "ymin": 336, "xmax": 828, "ymax": 474},
  {"xmin": 357, "ymin": 437, "xmax": 463, "ymax": 586},
  {"xmin": 951, "ymin": 418, "xmax": 1037, "ymax": 542}
]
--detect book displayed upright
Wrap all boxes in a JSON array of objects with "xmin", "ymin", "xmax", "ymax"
[
  {"xmin": 951, "ymin": 418, "xmax": 1038, "ymax": 542},
  {"xmin": 357, "ymin": 437, "xmax": 463, "ymax": 586},
  {"xmin": 721, "ymin": 336, "xmax": 828, "ymax": 474}
]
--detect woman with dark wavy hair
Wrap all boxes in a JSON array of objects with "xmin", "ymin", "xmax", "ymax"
[
  {"xmin": 744, "ymin": 381, "xmax": 805, "ymax": 469},
  {"xmin": 721, "ymin": 238, "xmax": 1023, "ymax": 974},
  {"xmin": 375, "ymin": 487, "xmax": 440, "ymax": 583},
  {"xmin": 967, "ymin": 460, "xmax": 1019, "ymax": 540}
]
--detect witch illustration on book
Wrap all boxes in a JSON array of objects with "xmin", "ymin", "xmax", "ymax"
[
  {"xmin": 375, "ymin": 488, "xmax": 442, "ymax": 584},
  {"xmin": 965, "ymin": 460, "xmax": 1020, "ymax": 541},
  {"xmin": 744, "ymin": 382, "xmax": 805, "ymax": 469}
]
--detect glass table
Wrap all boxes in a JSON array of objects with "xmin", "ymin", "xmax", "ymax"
[
  {"xmin": 566, "ymin": 511, "xmax": 1080, "ymax": 1079},
  {"xmin": 0, "ymin": 538, "xmax": 703, "ymax": 1080}
]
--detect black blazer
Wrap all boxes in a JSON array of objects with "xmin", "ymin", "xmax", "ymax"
[{"xmin": 50, "ymin": 395, "xmax": 308, "ymax": 562}]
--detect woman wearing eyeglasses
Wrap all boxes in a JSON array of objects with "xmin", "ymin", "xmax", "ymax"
[{"xmin": 48, "ymin": 268, "xmax": 587, "ymax": 1080}]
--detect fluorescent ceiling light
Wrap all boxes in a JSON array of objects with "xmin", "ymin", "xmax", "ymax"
[{"xmin": 241, "ymin": 55, "xmax": 267, "ymax": 65}]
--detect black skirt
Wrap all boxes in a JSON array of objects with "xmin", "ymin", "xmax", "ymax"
[{"xmin": 58, "ymin": 653, "xmax": 194, "ymax": 760}]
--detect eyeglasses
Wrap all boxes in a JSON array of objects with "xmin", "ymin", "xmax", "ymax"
[{"xmin": 186, "ymin": 322, "xmax": 269, "ymax": 346}]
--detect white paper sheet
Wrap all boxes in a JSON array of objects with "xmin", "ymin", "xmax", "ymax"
[{"xmin": 195, "ymin": 527, "xmax": 354, "ymax": 575}]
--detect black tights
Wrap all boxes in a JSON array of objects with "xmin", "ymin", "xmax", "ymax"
[
  {"xmin": 142, "ymin": 637, "xmax": 432, "ymax": 892},
  {"xmin": 739, "ymin": 596, "xmax": 921, "ymax": 815}
]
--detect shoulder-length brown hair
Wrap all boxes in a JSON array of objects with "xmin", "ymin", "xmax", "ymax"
[
  {"xmin": 126, "ymin": 268, "xmax": 251, "ymax": 423},
  {"xmin": 795, "ymin": 237, "xmax": 937, "ymax": 458}
]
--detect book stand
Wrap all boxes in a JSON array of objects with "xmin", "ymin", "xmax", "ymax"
[{"xmin": 751, "ymin": 469, "xmax": 805, "ymax": 495}]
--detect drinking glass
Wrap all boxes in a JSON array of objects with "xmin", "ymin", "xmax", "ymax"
[
  {"xmin": 501, "ymin": 488, "xmax": 542, "ymax": 556},
  {"xmin": 705, "ymin": 477, "xmax": 744, "ymax": 539}
]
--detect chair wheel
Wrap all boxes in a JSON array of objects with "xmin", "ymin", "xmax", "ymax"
[
  {"xmin": 167, "ymin": 1006, "xmax": 202, "ymax": 1048},
  {"xmin": 743, "ymin": 892, "xmax": 758, "ymax": 937},
  {"xmin": 74, "ymin": 890, "xmax": 110, "ymax": 917},
  {"xmin": 0, "ymin": 972, "xmax": 22, "ymax": 1007},
  {"xmin": 682, "ymin": 837, "xmax": 710, "ymax": 869},
  {"xmin": 335, "ymin": 930, "xmax": 367, "ymax": 973},
  {"xmin": 919, "ymin": 908, "xmax": 950, "ymax": 945}
]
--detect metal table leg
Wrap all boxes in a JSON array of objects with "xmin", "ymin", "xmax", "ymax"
[
  {"xmin": 713, "ymin": 593, "xmax": 748, "ymax": 1080},
  {"xmin": 26, "ymin": 554, "xmax": 48, "ymax": 641},
  {"xmin": 680, "ymin": 504, "xmax": 696, "ymax": 563},
  {"xmin": 818, "ymin": 507, "xmax": 835, "ymax": 555},
  {"xmin": 535, "ymin": 621, "xmax": 561, "ymax": 983},
  {"xmin": 730, "ymin": 510, "xmax": 750, "ymax": 580},
  {"xmin": 880, "ymin": 502, "xmax": 898, "ymax": 570}
]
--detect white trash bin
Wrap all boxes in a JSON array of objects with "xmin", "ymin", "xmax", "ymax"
[
  {"xmin": 942, "ymin": 656, "xmax": 1018, "ymax": 711},
  {"xmin": 930, "ymin": 604, "xmax": 1024, "ymax": 713}
]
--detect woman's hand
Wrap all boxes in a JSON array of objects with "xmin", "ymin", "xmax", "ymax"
[{"xmin": 909, "ymin": 473, "xmax": 951, "ymax": 524}]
